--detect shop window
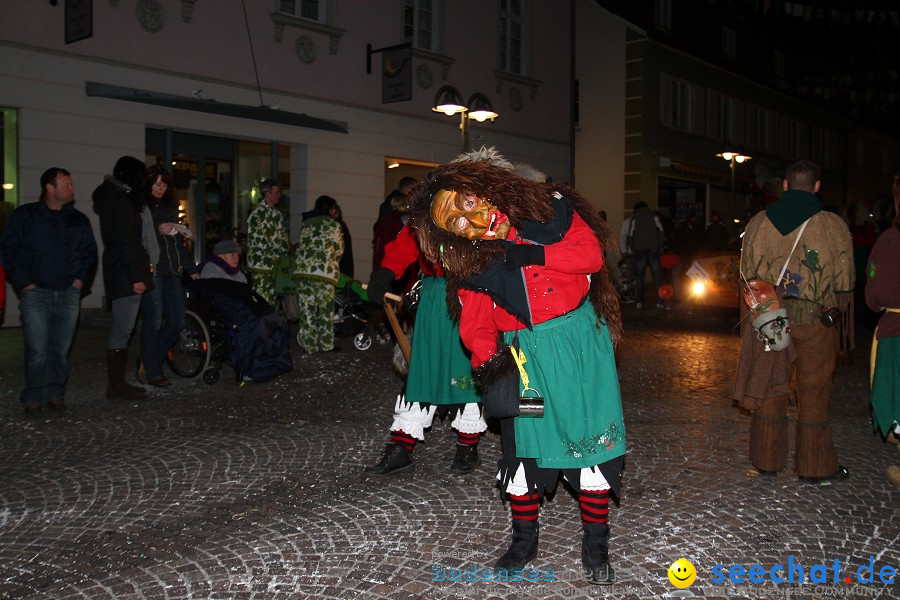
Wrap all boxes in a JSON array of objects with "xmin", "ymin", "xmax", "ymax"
[{"xmin": 0, "ymin": 108, "xmax": 18, "ymax": 209}]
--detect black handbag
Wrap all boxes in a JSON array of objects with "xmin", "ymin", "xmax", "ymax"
[
  {"xmin": 479, "ymin": 339, "xmax": 544, "ymax": 418},
  {"xmin": 480, "ymin": 372, "xmax": 521, "ymax": 419}
]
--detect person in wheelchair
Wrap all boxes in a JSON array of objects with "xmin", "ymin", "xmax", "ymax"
[
  {"xmin": 196, "ymin": 240, "xmax": 292, "ymax": 383},
  {"xmin": 200, "ymin": 239, "xmax": 247, "ymax": 283}
]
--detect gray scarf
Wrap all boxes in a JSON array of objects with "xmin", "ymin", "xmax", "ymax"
[{"xmin": 140, "ymin": 206, "xmax": 161, "ymax": 268}]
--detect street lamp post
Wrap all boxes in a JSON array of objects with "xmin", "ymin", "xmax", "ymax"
[
  {"xmin": 432, "ymin": 85, "xmax": 498, "ymax": 153},
  {"xmin": 717, "ymin": 151, "xmax": 751, "ymax": 209}
]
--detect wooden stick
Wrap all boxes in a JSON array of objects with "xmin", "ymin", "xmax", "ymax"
[{"xmin": 382, "ymin": 292, "xmax": 411, "ymax": 364}]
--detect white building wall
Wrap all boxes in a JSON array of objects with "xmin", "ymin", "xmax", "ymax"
[{"xmin": 1, "ymin": 1, "xmax": 572, "ymax": 326}]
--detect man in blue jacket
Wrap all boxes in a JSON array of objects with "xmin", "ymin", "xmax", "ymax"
[{"xmin": 0, "ymin": 168, "xmax": 97, "ymax": 416}]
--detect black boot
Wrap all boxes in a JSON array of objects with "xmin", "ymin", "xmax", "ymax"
[
  {"xmin": 450, "ymin": 444, "xmax": 480, "ymax": 474},
  {"xmin": 107, "ymin": 349, "xmax": 146, "ymax": 400},
  {"xmin": 582, "ymin": 522, "xmax": 615, "ymax": 585},
  {"xmin": 495, "ymin": 520, "xmax": 539, "ymax": 571},
  {"xmin": 364, "ymin": 443, "xmax": 413, "ymax": 476}
]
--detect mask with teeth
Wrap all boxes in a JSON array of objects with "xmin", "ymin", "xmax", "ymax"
[{"xmin": 431, "ymin": 189, "xmax": 511, "ymax": 240}]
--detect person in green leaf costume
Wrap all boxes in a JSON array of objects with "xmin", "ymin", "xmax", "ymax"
[
  {"xmin": 246, "ymin": 179, "xmax": 289, "ymax": 306},
  {"xmin": 293, "ymin": 195, "xmax": 344, "ymax": 353}
]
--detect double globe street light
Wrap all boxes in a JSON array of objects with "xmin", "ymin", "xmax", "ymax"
[
  {"xmin": 432, "ymin": 85, "xmax": 499, "ymax": 153},
  {"xmin": 717, "ymin": 151, "xmax": 752, "ymax": 208}
]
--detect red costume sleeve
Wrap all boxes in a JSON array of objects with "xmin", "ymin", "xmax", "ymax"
[
  {"xmin": 542, "ymin": 212, "xmax": 604, "ymax": 274},
  {"xmin": 458, "ymin": 288, "xmax": 501, "ymax": 367},
  {"xmin": 380, "ymin": 226, "xmax": 420, "ymax": 278}
]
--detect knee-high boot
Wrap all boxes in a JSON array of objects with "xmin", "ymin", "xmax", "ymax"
[
  {"xmin": 496, "ymin": 491, "xmax": 540, "ymax": 571},
  {"xmin": 582, "ymin": 523, "xmax": 615, "ymax": 585},
  {"xmin": 107, "ymin": 349, "xmax": 146, "ymax": 400},
  {"xmin": 495, "ymin": 519, "xmax": 539, "ymax": 571}
]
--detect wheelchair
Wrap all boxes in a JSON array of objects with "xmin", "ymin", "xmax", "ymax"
[{"xmin": 166, "ymin": 287, "xmax": 240, "ymax": 385}]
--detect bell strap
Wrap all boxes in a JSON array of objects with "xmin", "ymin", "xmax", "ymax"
[
  {"xmin": 871, "ymin": 308, "xmax": 900, "ymax": 386},
  {"xmin": 777, "ymin": 218, "xmax": 810, "ymax": 287},
  {"xmin": 509, "ymin": 344, "xmax": 531, "ymax": 392}
]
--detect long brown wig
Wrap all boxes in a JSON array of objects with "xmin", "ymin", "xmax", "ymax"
[{"xmin": 409, "ymin": 160, "xmax": 623, "ymax": 348}]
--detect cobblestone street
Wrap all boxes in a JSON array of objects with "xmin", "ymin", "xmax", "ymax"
[{"xmin": 0, "ymin": 304, "xmax": 896, "ymax": 599}]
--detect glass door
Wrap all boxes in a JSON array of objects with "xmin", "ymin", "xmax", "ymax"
[
  {"xmin": 147, "ymin": 129, "xmax": 292, "ymax": 263},
  {"xmin": 146, "ymin": 129, "xmax": 235, "ymax": 263}
]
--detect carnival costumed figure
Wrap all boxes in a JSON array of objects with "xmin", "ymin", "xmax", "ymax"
[
  {"xmin": 734, "ymin": 160, "xmax": 853, "ymax": 483},
  {"xmin": 866, "ymin": 176, "xmax": 900, "ymax": 486},
  {"xmin": 293, "ymin": 195, "xmax": 344, "ymax": 354},
  {"xmin": 363, "ymin": 148, "xmax": 542, "ymax": 476},
  {"xmin": 364, "ymin": 227, "xmax": 486, "ymax": 476},
  {"xmin": 246, "ymin": 179, "xmax": 289, "ymax": 306},
  {"xmin": 409, "ymin": 160, "xmax": 625, "ymax": 585}
]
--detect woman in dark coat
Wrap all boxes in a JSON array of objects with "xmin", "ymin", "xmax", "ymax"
[{"xmin": 92, "ymin": 155, "xmax": 153, "ymax": 400}]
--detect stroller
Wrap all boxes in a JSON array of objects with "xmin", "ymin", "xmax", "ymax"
[
  {"xmin": 330, "ymin": 275, "xmax": 375, "ymax": 351},
  {"xmin": 282, "ymin": 274, "xmax": 380, "ymax": 352}
]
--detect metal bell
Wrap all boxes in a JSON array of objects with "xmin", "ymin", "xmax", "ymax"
[{"xmin": 519, "ymin": 387, "xmax": 544, "ymax": 418}]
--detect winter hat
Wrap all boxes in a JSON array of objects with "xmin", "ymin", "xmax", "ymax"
[{"xmin": 213, "ymin": 240, "xmax": 240, "ymax": 255}]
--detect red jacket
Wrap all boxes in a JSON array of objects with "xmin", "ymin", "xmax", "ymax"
[{"xmin": 458, "ymin": 212, "xmax": 602, "ymax": 367}]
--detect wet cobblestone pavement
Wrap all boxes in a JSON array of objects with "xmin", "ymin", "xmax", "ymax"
[{"xmin": 0, "ymin": 304, "xmax": 896, "ymax": 599}]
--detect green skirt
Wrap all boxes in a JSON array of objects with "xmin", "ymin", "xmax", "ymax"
[
  {"xmin": 872, "ymin": 335, "xmax": 900, "ymax": 437},
  {"xmin": 504, "ymin": 302, "xmax": 626, "ymax": 470},
  {"xmin": 406, "ymin": 277, "xmax": 480, "ymax": 405}
]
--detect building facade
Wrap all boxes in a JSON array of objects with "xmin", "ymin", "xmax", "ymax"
[
  {"xmin": 575, "ymin": 0, "xmax": 900, "ymax": 258},
  {"xmin": 1, "ymin": 0, "xmax": 572, "ymax": 324}
]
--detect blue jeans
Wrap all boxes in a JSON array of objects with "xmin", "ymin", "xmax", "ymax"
[
  {"xmin": 19, "ymin": 286, "xmax": 81, "ymax": 404},
  {"xmin": 140, "ymin": 274, "xmax": 186, "ymax": 379},
  {"xmin": 634, "ymin": 250, "xmax": 662, "ymax": 305}
]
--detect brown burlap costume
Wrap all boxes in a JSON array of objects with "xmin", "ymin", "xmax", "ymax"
[{"xmin": 733, "ymin": 206, "xmax": 853, "ymax": 478}]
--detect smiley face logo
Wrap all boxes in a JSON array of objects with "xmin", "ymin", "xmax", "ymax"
[{"xmin": 667, "ymin": 558, "xmax": 696, "ymax": 588}]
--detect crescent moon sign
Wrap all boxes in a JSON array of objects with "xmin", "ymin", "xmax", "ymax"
[{"xmin": 385, "ymin": 56, "xmax": 398, "ymax": 74}]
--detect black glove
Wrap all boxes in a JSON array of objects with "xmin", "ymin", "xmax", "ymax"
[
  {"xmin": 504, "ymin": 243, "xmax": 545, "ymax": 270},
  {"xmin": 366, "ymin": 267, "xmax": 395, "ymax": 305}
]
